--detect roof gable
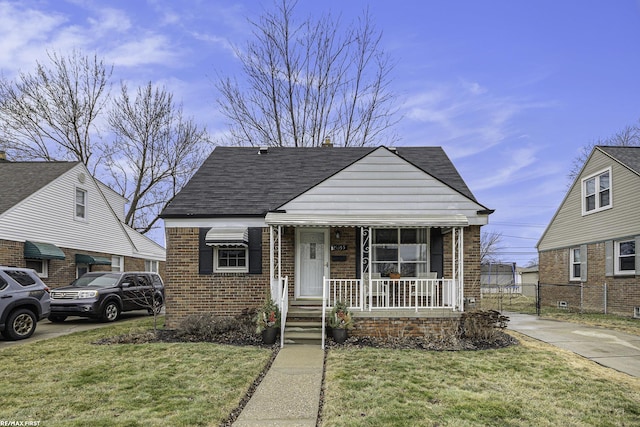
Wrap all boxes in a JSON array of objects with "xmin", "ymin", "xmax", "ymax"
[
  {"xmin": 161, "ymin": 146, "xmax": 483, "ymax": 218},
  {"xmin": 0, "ymin": 161, "xmax": 79, "ymax": 215},
  {"xmin": 278, "ymin": 147, "xmax": 485, "ymax": 217},
  {"xmin": 537, "ymin": 145, "xmax": 640, "ymax": 250}
]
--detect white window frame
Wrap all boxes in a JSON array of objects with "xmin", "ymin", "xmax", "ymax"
[
  {"xmin": 25, "ymin": 259, "xmax": 48, "ymax": 278},
  {"xmin": 615, "ymin": 239, "xmax": 636, "ymax": 275},
  {"xmin": 75, "ymin": 187, "xmax": 88, "ymax": 221},
  {"xmin": 112, "ymin": 256, "xmax": 124, "ymax": 272},
  {"xmin": 214, "ymin": 247, "xmax": 249, "ymax": 273},
  {"xmin": 371, "ymin": 228, "xmax": 430, "ymax": 277},
  {"xmin": 569, "ymin": 247, "xmax": 581, "ymax": 281},
  {"xmin": 581, "ymin": 167, "xmax": 611, "ymax": 215},
  {"xmin": 144, "ymin": 259, "xmax": 159, "ymax": 273}
]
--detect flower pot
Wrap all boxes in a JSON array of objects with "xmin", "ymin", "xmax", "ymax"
[
  {"xmin": 389, "ymin": 272, "xmax": 401, "ymax": 280},
  {"xmin": 332, "ymin": 328, "xmax": 348, "ymax": 344},
  {"xmin": 261, "ymin": 326, "xmax": 278, "ymax": 344}
]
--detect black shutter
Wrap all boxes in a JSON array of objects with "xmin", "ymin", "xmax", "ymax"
[
  {"xmin": 248, "ymin": 227, "xmax": 263, "ymax": 274},
  {"xmin": 198, "ymin": 228, "xmax": 213, "ymax": 274},
  {"xmin": 430, "ymin": 229, "xmax": 444, "ymax": 278}
]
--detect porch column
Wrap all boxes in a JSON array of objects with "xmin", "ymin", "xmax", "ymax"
[
  {"xmin": 360, "ymin": 226, "xmax": 371, "ymax": 310},
  {"xmin": 269, "ymin": 225, "xmax": 282, "ymax": 304},
  {"xmin": 451, "ymin": 226, "xmax": 464, "ymax": 311}
]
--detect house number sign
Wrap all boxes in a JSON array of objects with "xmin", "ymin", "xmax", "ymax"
[{"xmin": 331, "ymin": 245, "xmax": 348, "ymax": 251}]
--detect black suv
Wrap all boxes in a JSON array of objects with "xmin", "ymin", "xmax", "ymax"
[
  {"xmin": 49, "ymin": 272, "xmax": 164, "ymax": 322},
  {"xmin": 0, "ymin": 266, "xmax": 51, "ymax": 340}
]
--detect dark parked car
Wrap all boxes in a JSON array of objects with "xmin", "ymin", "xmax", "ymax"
[
  {"xmin": 49, "ymin": 271, "xmax": 164, "ymax": 322},
  {"xmin": 0, "ymin": 266, "xmax": 51, "ymax": 340}
]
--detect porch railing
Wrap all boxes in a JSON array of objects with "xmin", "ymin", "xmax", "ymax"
[{"xmin": 323, "ymin": 277, "xmax": 459, "ymax": 312}]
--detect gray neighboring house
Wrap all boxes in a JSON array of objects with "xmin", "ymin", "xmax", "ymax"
[
  {"xmin": 0, "ymin": 153, "xmax": 166, "ymax": 288},
  {"xmin": 537, "ymin": 146, "xmax": 640, "ymax": 316},
  {"xmin": 161, "ymin": 145, "xmax": 493, "ymax": 339}
]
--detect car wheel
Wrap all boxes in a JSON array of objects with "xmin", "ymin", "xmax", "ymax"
[
  {"xmin": 48, "ymin": 315, "xmax": 67, "ymax": 323},
  {"xmin": 148, "ymin": 294, "xmax": 164, "ymax": 315},
  {"xmin": 101, "ymin": 301, "xmax": 120, "ymax": 322},
  {"xmin": 5, "ymin": 308, "xmax": 37, "ymax": 340}
]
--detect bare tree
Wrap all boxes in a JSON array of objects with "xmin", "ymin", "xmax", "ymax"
[
  {"xmin": 106, "ymin": 82, "xmax": 209, "ymax": 234},
  {"xmin": 481, "ymin": 231, "xmax": 503, "ymax": 264},
  {"xmin": 0, "ymin": 50, "xmax": 112, "ymax": 168},
  {"xmin": 216, "ymin": 0, "xmax": 398, "ymax": 147},
  {"xmin": 568, "ymin": 121, "xmax": 640, "ymax": 183}
]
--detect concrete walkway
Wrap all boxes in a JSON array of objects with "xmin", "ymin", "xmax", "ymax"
[
  {"xmin": 233, "ymin": 344, "xmax": 324, "ymax": 426},
  {"xmin": 507, "ymin": 312, "xmax": 640, "ymax": 377}
]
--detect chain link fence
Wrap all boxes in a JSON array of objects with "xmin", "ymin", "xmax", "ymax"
[{"xmin": 479, "ymin": 282, "xmax": 640, "ymax": 318}]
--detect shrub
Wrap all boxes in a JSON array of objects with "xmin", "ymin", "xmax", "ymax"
[
  {"xmin": 176, "ymin": 313, "xmax": 256, "ymax": 342},
  {"xmin": 459, "ymin": 310, "xmax": 509, "ymax": 341}
]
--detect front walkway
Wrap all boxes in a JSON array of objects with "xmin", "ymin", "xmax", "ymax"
[
  {"xmin": 233, "ymin": 345, "xmax": 324, "ymax": 426},
  {"xmin": 507, "ymin": 312, "xmax": 640, "ymax": 377}
]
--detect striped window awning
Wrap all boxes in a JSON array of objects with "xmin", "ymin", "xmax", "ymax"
[
  {"xmin": 24, "ymin": 241, "xmax": 66, "ymax": 260},
  {"xmin": 205, "ymin": 227, "xmax": 249, "ymax": 247}
]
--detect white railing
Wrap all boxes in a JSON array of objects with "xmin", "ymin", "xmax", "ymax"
[
  {"xmin": 322, "ymin": 276, "xmax": 327, "ymax": 349},
  {"xmin": 279, "ymin": 276, "xmax": 289, "ymax": 349},
  {"xmin": 323, "ymin": 277, "xmax": 459, "ymax": 311}
]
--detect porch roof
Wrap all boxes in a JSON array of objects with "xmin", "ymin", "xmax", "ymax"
[{"xmin": 264, "ymin": 212, "xmax": 468, "ymax": 227}]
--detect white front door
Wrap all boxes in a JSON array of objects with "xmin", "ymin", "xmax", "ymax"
[{"xmin": 296, "ymin": 228, "xmax": 329, "ymax": 298}]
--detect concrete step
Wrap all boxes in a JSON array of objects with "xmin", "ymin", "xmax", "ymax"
[{"xmin": 284, "ymin": 330, "xmax": 323, "ymax": 345}]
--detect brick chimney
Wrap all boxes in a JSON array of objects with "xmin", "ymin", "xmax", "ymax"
[{"xmin": 0, "ymin": 150, "xmax": 6, "ymax": 162}]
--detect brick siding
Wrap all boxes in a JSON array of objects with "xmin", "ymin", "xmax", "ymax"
[
  {"xmin": 165, "ymin": 225, "xmax": 484, "ymax": 332},
  {"xmin": 540, "ymin": 244, "xmax": 639, "ymax": 317}
]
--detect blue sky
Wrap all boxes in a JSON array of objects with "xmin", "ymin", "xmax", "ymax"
[{"xmin": 2, "ymin": 0, "xmax": 640, "ymax": 266}]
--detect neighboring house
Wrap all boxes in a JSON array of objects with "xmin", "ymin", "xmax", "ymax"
[
  {"xmin": 517, "ymin": 266, "xmax": 538, "ymax": 297},
  {"xmin": 537, "ymin": 146, "xmax": 640, "ymax": 317},
  {"xmin": 161, "ymin": 146, "xmax": 492, "ymax": 338},
  {"xmin": 0, "ymin": 152, "xmax": 166, "ymax": 288}
]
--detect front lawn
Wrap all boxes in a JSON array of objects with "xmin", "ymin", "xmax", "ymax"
[
  {"xmin": 322, "ymin": 332, "xmax": 640, "ymax": 426},
  {"xmin": 0, "ymin": 317, "xmax": 274, "ymax": 426}
]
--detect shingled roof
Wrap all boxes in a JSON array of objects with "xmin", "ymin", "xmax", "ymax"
[
  {"xmin": 0, "ymin": 161, "xmax": 79, "ymax": 215},
  {"xmin": 598, "ymin": 146, "xmax": 640, "ymax": 174},
  {"xmin": 161, "ymin": 146, "xmax": 479, "ymax": 218}
]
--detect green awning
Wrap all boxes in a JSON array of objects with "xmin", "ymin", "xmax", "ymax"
[
  {"xmin": 24, "ymin": 241, "xmax": 66, "ymax": 260},
  {"xmin": 75, "ymin": 254, "xmax": 112, "ymax": 265}
]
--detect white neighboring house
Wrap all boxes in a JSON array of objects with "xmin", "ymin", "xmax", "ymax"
[{"xmin": 0, "ymin": 153, "xmax": 165, "ymax": 288}]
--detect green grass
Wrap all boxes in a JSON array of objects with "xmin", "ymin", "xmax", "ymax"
[
  {"xmin": 0, "ymin": 317, "xmax": 273, "ymax": 426},
  {"xmin": 322, "ymin": 332, "xmax": 640, "ymax": 426}
]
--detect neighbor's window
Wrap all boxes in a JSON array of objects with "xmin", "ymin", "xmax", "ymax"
[
  {"xmin": 569, "ymin": 248, "xmax": 581, "ymax": 281},
  {"xmin": 112, "ymin": 256, "xmax": 124, "ymax": 272},
  {"xmin": 144, "ymin": 259, "xmax": 159, "ymax": 273},
  {"xmin": 582, "ymin": 169, "xmax": 611, "ymax": 214},
  {"xmin": 371, "ymin": 228, "xmax": 428, "ymax": 277},
  {"xmin": 615, "ymin": 240, "xmax": 635, "ymax": 275},
  {"xmin": 75, "ymin": 188, "xmax": 87, "ymax": 220},
  {"xmin": 214, "ymin": 247, "xmax": 248, "ymax": 273},
  {"xmin": 25, "ymin": 259, "xmax": 48, "ymax": 278}
]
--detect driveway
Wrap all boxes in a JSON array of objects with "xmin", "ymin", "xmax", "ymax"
[
  {"xmin": 507, "ymin": 312, "xmax": 640, "ymax": 377},
  {"xmin": 0, "ymin": 310, "xmax": 152, "ymax": 348}
]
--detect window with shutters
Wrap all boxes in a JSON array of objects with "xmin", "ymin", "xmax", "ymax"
[
  {"xmin": 615, "ymin": 240, "xmax": 636, "ymax": 275},
  {"xmin": 569, "ymin": 247, "xmax": 581, "ymax": 281}
]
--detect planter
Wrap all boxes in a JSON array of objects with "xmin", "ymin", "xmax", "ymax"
[
  {"xmin": 389, "ymin": 272, "xmax": 401, "ymax": 280},
  {"xmin": 332, "ymin": 328, "xmax": 348, "ymax": 344},
  {"xmin": 261, "ymin": 326, "xmax": 278, "ymax": 344}
]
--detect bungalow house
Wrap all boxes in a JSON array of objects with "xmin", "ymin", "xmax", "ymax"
[
  {"xmin": 537, "ymin": 146, "xmax": 640, "ymax": 317},
  {"xmin": 0, "ymin": 153, "xmax": 166, "ymax": 288},
  {"xmin": 161, "ymin": 146, "xmax": 492, "ymax": 340}
]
